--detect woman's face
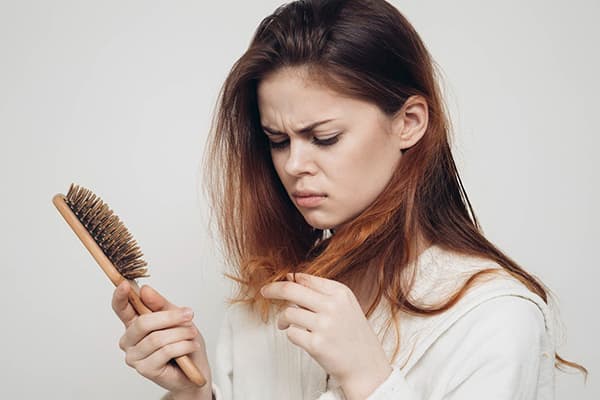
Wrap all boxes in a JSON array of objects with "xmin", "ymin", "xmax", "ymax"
[{"xmin": 257, "ymin": 67, "xmax": 407, "ymax": 230}]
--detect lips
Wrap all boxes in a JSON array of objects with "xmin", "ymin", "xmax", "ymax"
[
  {"xmin": 292, "ymin": 190, "xmax": 326, "ymax": 197},
  {"xmin": 292, "ymin": 190, "xmax": 327, "ymax": 208}
]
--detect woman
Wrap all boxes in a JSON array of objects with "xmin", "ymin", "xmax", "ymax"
[{"xmin": 112, "ymin": 1, "xmax": 586, "ymax": 399}]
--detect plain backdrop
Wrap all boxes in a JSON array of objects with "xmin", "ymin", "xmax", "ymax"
[{"xmin": 0, "ymin": 0, "xmax": 597, "ymax": 398}]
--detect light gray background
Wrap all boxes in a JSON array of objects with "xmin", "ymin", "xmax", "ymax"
[{"xmin": 0, "ymin": 0, "xmax": 597, "ymax": 398}]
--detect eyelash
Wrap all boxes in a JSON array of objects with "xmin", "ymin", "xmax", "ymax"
[{"xmin": 268, "ymin": 134, "xmax": 340, "ymax": 150}]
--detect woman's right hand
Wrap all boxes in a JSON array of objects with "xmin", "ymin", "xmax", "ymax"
[{"xmin": 112, "ymin": 280, "xmax": 213, "ymax": 398}]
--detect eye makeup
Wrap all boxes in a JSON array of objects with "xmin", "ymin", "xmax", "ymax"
[{"xmin": 267, "ymin": 133, "xmax": 341, "ymax": 149}]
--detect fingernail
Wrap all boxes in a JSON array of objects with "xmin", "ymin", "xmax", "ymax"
[{"xmin": 182, "ymin": 308, "xmax": 194, "ymax": 319}]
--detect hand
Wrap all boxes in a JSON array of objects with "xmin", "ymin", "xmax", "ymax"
[
  {"xmin": 260, "ymin": 273, "xmax": 392, "ymax": 399},
  {"xmin": 112, "ymin": 280, "xmax": 213, "ymax": 398}
]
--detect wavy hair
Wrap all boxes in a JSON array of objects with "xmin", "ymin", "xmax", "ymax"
[{"xmin": 202, "ymin": 0, "xmax": 586, "ymax": 377}]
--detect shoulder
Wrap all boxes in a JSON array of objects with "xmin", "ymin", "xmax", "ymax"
[
  {"xmin": 450, "ymin": 295, "xmax": 546, "ymax": 355},
  {"xmin": 394, "ymin": 266, "xmax": 556, "ymax": 373},
  {"xmin": 423, "ymin": 295, "xmax": 548, "ymax": 377},
  {"xmin": 440, "ymin": 266, "xmax": 552, "ymax": 358},
  {"xmin": 414, "ymin": 245, "xmax": 554, "ymax": 338},
  {"xmin": 416, "ymin": 295, "xmax": 553, "ymax": 398}
]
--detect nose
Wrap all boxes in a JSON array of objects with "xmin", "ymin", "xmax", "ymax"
[{"xmin": 283, "ymin": 139, "xmax": 317, "ymax": 177}]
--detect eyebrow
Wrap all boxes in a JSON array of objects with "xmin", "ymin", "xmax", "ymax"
[{"xmin": 261, "ymin": 119, "xmax": 335, "ymax": 136}]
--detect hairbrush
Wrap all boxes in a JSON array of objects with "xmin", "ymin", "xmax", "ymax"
[{"xmin": 52, "ymin": 183, "xmax": 206, "ymax": 387}]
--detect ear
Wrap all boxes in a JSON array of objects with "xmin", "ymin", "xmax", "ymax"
[{"xmin": 390, "ymin": 95, "xmax": 429, "ymax": 152}]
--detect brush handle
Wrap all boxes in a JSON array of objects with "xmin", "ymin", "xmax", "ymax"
[
  {"xmin": 52, "ymin": 193, "xmax": 207, "ymax": 387},
  {"xmin": 123, "ymin": 280, "xmax": 208, "ymax": 388}
]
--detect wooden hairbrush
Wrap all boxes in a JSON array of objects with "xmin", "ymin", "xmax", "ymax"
[{"xmin": 52, "ymin": 183, "xmax": 207, "ymax": 387}]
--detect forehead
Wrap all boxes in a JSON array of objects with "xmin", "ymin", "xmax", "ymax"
[{"xmin": 257, "ymin": 67, "xmax": 352, "ymax": 126}]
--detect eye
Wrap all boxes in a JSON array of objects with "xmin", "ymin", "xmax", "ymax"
[
  {"xmin": 267, "ymin": 133, "xmax": 342, "ymax": 150},
  {"xmin": 268, "ymin": 138, "xmax": 289, "ymax": 149},
  {"xmin": 312, "ymin": 134, "xmax": 340, "ymax": 146}
]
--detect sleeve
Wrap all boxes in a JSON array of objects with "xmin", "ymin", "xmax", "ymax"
[
  {"xmin": 364, "ymin": 295, "xmax": 547, "ymax": 400},
  {"xmin": 212, "ymin": 306, "xmax": 233, "ymax": 400}
]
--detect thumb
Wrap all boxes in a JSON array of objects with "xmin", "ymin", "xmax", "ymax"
[{"xmin": 139, "ymin": 285, "xmax": 177, "ymax": 312}]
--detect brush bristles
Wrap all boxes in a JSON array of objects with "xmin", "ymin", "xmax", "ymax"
[{"xmin": 65, "ymin": 183, "xmax": 149, "ymax": 280}]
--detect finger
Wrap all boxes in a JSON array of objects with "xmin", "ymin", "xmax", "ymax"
[
  {"xmin": 262, "ymin": 281, "xmax": 326, "ymax": 312},
  {"xmin": 127, "ymin": 308, "xmax": 194, "ymax": 347},
  {"xmin": 288, "ymin": 272, "xmax": 344, "ymax": 295},
  {"xmin": 112, "ymin": 280, "xmax": 138, "ymax": 328},
  {"xmin": 136, "ymin": 340, "xmax": 201, "ymax": 378},
  {"xmin": 140, "ymin": 285, "xmax": 178, "ymax": 312},
  {"xmin": 128, "ymin": 325, "xmax": 199, "ymax": 362},
  {"xmin": 277, "ymin": 305, "xmax": 317, "ymax": 332},
  {"xmin": 285, "ymin": 324, "xmax": 312, "ymax": 351}
]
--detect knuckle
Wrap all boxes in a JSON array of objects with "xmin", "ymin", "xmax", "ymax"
[
  {"xmin": 118, "ymin": 335, "xmax": 127, "ymax": 351},
  {"xmin": 136, "ymin": 364, "xmax": 152, "ymax": 378},
  {"xmin": 111, "ymin": 288, "xmax": 125, "ymax": 310},
  {"xmin": 135, "ymin": 316, "xmax": 150, "ymax": 333},
  {"xmin": 189, "ymin": 326, "xmax": 198, "ymax": 337},
  {"xmin": 170, "ymin": 309, "xmax": 181, "ymax": 320},
  {"xmin": 147, "ymin": 331, "xmax": 164, "ymax": 349},
  {"xmin": 158, "ymin": 343, "xmax": 176, "ymax": 360},
  {"xmin": 111, "ymin": 298, "xmax": 120, "ymax": 314},
  {"xmin": 124, "ymin": 351, "xmax": 135, "ymax": 368},
  {"xmin": 286, "ymin": 328, "xmax": 295, "ymax": 341}
]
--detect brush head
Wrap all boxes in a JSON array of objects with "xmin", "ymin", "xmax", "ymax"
[{"xmin": 63, "ymin": 183, "xmax": 149, "ymax": 280}]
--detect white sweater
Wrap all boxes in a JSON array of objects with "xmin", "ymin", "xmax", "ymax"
[{"xmin": 204, "ymin": 244, "xmax": 558, "ymax": 399}]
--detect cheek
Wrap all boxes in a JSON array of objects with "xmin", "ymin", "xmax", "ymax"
[
  {"xmin": 330, "ymin": 137, "xmax": 399, "ymax": 201},
  {"xmin": 328, "ymin": 143, "xmax": 376, "ymax": 187}
]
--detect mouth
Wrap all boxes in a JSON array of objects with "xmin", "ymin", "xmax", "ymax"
[{"xmin": 292, "ymin": 192, "xmax": 327, "ymax": 208}]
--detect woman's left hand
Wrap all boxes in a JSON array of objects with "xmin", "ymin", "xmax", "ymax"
[{"xmin": 260, "ymin": 272, "xmax": 393, "ymax": 398}]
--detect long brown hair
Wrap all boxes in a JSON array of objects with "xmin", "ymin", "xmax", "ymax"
[{"xmin": 203, "ymin": 0, "xmax": 586, "ymax": 377}]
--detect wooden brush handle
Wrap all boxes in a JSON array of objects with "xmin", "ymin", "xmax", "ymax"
[
  {"xmin": 52, "ymin": 194, "xmax": 207, "ymax": 387},
  {"xmin": 122, "ymin": 280, "xmax": 207, "ymax": 387}
]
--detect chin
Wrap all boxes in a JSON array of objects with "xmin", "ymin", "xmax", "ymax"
[
  {"xmin": 302, "ymin": 214, "xmax": 344, "ymax": 231},
  {"xmin": 306, "ymin": 221, "xmax": 332, "ymax": 230}
]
